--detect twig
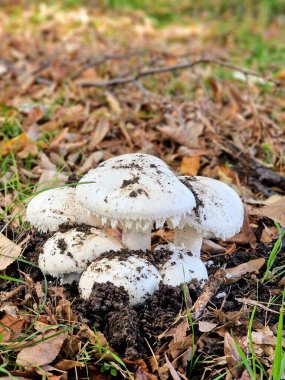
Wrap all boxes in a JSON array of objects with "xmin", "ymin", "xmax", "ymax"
[
  {"xmin": 192, "ymin": 268, "xmax": 226, "ymax": 321},
  {"xmin": 70, "ymin": 50, "xmax": 145, "ymax": 80},
  {"xmin": 77, "ymin": 58, "xmax": 278, "ymax": 88}
]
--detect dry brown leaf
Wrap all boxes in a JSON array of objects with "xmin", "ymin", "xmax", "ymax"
[
  {"xmin": 164, "ymin": 354, "xmax": 181, "ymax": 380},
  {"xmin": 198, "ymin": 321, "xmax": 218, "ymax": 332},
  {"xmin": 135, "ymin": 367, "xmax": 158, "ymax": 380},
  {"xmin": 105, "ymin": 92, "xmax": 122, "ymax": 115},
  {"xmin": 55, "ymin": 359, "xmax": 85, "ymax": 371},
  {"xmin": 180, "ymin": 156, "xmax": 200, "ymax": 176},
  {"xmin": 0, "ymin": 133, "xmax": 37, "ymax": 157},
  {"xmin": 158, "ymin": 122, "xmax": 203, "ymax": 149},
  {"xmin": 17, "ymin": 331, "xmax": 66, "ymax": 367},
  {"xmin": 0, "ymin": 233, "xmax": 22, "ymax": 270},
  {"xmin": 89, "ymin": 119, "xmax": 110, "ymax": 149},
  {"xmin": 0, "ymin": 314, "xmax": 25, "ymax": 342},
  {"xmin": 225, "ymin": 258, "xmax": 265, "ymax": 284},
  {"xmin": 224, "ymin": 332, "xmax": 242, "ymax": 378},
  {"xmin": 240, "ymin": 370, "xmax": 252, "ymax": 380},
  {"xmin": 36, "ymin": 170, "xmax": 68, "ymax": 191},
  {"xmin": 248, "ymin": 197, "xmax": 285, "ymax": 227},
  {"xmin": 79, "ymin": 151, "xmax": 104, "ymax": 174}
]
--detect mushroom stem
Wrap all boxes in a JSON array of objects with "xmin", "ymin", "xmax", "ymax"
[
  {"xmin": 174, "ymin": 226, "xmax": 202, "ymax": 257},
  {"xmin": 122, "ymin": 229, "xmax": 151, "ymax": 251}
]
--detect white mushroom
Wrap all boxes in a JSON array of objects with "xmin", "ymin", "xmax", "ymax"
[
  {"xmin": 76, "ymin": 153, "xmax": 195, "ymax": 251},
  {"xmin": 26, "ymin": 187, "xmax": 99, "ymax": 232},
  {"xmin": 79, "ymin": 253, "xmax": 162, "ymax": 306},
  {"xmin": 175, "ymin": 176, "xmax": 244, "ymax": 256},
  {"xmin": 155, "ymin": 244, "xmax": 208, "ymax": 287},
  {"xmin": 38, "ymin": 228, "xmax": 123, "ymax": 283}
]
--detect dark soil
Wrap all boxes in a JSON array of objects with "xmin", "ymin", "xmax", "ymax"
[
  {"xmin": 0, "ymin": 228, "xmax": 283, "ymax": 370},
  {"xmin": 65, "ymin": 174, "xmax": 80, "ymax": 186}
]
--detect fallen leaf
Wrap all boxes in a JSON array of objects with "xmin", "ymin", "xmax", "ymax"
[
  {"xmin": 55, "ymin": 360, "xmax": 85, "ymax": 371},
  {"xmin": 198, "ymin": 321, "xmax": 218, "ymax": 332},
  {"xmin": 0, "ymin": 314, "xmax": 25, "ymax": 342},
  {"xmin": 158, "ymin": 122, "xmax": 203, "ymax": 149},
  {"xmin": 17, "ymin": 331, "xmax": 66, "ymax": 367},
  {"xmin": 0, "ymin": 233, "xmax": 22, "ymax": 270},
  {"xmin": 225, "ymin": 258, "xmax": 265, "ymax": 284},
  {"xmin": 79, "ymin": 151, "xmax": 104, "ymax": 174},
  {"xmin": 164, "ymin": 354, "xmax": 181, "ymax": 380},
  {"xmin": 180, "ymin": 156, "xmax": 200, "ymax": 175},
  {"xmin": 224, "ymin": 332, "xmax": 243, "ymax": 378},
  {"xmin": 135, "ymin": 367, "xmax": 158, "ymax": 380},
  {"xmin": 89, "ymin": 119, "xmax": 110, "ymax": 149},
  {"xmin": 0, "ymin": 133, "xmax": 37, "ymax": 157},
  {"xmin": 248, "ymin": 197, "xmax": 285, "ymax": 227},
  {"xmin": 105, "ymin": 92, "xmax": 122, "ymax": 115}
]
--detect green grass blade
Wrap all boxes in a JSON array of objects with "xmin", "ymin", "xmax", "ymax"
[{"xmin": 272, "ymin": 290, "xmax": 285, "ymax": 380}]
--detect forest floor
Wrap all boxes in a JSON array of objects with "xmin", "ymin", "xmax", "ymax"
[{"xmin": 0, "ymin": 1, "xmax": 285, "ymax": 379}]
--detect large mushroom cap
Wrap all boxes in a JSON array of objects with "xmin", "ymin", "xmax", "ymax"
[
  {"xmin": 179, "ymin": 176, "xmax": 244, "ymax": 240},
  {"xmin": 38, "ymin": 227, "xmax": 123, "ymax": 282},
  {"xmin": 76, "ymin": 153, "xmax": 195, "ymax": 232},
  {"xmin": 26, "ymin": 187, "xmax": 99, "ymax": 232},
  {"xmin": 79, "ymin": 252, "xmax": 162, "ymax": 306}
]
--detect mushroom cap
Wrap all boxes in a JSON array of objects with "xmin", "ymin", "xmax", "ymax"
[
  {"xmin": 76, "ymin": 153, "xmax": 195, "ymax": 232},
  {"xmin": 157, "ymin": 244, "xmax": 208, "ymax": 286},
  {"xmin": 179, "ymin": 176, "xmax": 244, "ymax": 240},
  {"xmin": 79, "ymin": 253, "xmax": 162, "ymax": 306},
  {"xmin": 26, "ymin": 187, "xmax": 99, "ymax": 232},
  {"xmin": 38, "ymin": 228, "xmax": 123, "ymax": 278}
]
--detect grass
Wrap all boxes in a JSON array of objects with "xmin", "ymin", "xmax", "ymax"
[
  {"xmin": 233, "ymin": 295, "xmax": 284, "ymax": 379},
  {"xmin": 261, "ymin": 221, "xmax": 285, "ymax": 283}
]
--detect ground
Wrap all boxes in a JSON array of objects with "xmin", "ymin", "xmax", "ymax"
[{"xmin": 0, "ymin": 1, "xmax": 285, "ymax": 379}]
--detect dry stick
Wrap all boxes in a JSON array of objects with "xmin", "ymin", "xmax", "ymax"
[
  {"xmin": 70, "ymin": 50, "xmax": 145, "ymax": 80},
  {"xmin": 192, "ymin": 268, "xmax": 226, "ymax": 321},
  {"xmin": 77, "ymin": 58, "xmax": 279, "ymax": 88}
]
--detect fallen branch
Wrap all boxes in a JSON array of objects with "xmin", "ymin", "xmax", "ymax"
[{"xmin": 77, "ymin": 58, "xmax": 278, "ymax": 88}]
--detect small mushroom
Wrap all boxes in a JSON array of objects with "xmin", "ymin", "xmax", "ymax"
[
  {"xmin": 156, "ymin": 244, "xmax": 208, "ymax": 287},
  {"xmin": 175, "ymin": 176, "xmax": 244, "ymax": 256},
  {"xmin": 76, "ymin": 153, "xmax": 195, "ymax": 251},
  {"xmin": 38, "ymin": 228, "xmax": 123, "ymax": 283},
  {"xmin": 26, "ymin": 187, "xmax": 99, "ymax": 232},
  {"xmin": 79, "ymin": 252, "xmax": 162, "ymax": 306}
]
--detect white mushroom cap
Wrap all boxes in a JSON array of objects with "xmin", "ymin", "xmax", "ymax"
[
  {"xmin": 156, "ymin": 244, "xmax": 208, "ymax": 287},
  {"xmin": 76, "ymin": 153, "xmax": 195, "ymax": 232},
  {"xmin": 26, "ymin": 187, "xmax": 100, "ymax": 232},
  {"xmin": 79, "ymin": 254, "xmax": 162, "ymax": 306},
  {"xmin": 38, "ymin": 228, "xmax": 123, "ymax": 283},
  {"xmin": 179, "ymin": 176, "xmax": 244, "ymax": 239}
]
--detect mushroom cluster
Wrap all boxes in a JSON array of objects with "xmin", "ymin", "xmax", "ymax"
[{"xmin": 26, "ymin": 153, "xmax": 244, "ymax": 305}]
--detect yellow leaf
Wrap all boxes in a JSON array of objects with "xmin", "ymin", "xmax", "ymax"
[{"xmin": 180, "ymin": 156, "xmax": 200, "ymax": 176}]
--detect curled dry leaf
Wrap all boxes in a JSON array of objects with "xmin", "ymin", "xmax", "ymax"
[
  {"xmin": 0, "ymin": 233, "xmax": 22, "ymax": 270},
  {"xmin": 17, "ymin": 331, "xmax": 66, "ymax": 367}
]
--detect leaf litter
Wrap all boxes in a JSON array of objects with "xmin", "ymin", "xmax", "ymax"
[{"xmin": 0, "ymin": 1, "xmax": 285, "ymax": 379}]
